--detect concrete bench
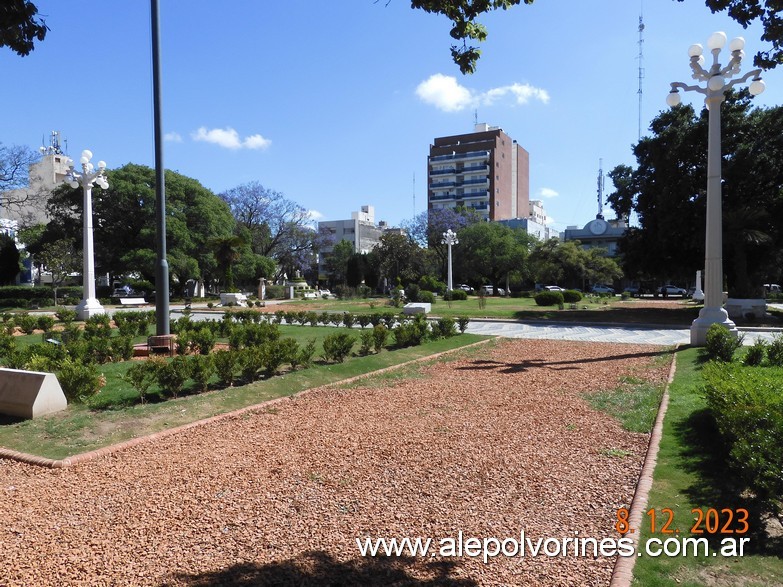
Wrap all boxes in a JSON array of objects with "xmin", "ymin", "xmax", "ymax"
[
  {"xmin": 303, "ymin": 292, "xmax": 318, "ymax": 299},
  {"xmin": 120, "ymin": 298, "xmax": 148, "ymax": 307}
]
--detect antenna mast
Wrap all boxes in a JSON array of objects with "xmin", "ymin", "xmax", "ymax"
[
  {"xmin": 597, "ymin": 158, "xmax": 605, "ymax": 220},
  {"xmin": 637, "ymin": 2, "xmax": 645, "ymax": 140},
  {"xmin": 413, "ymin": 172, "xmax": 416, "ymax": 218}
]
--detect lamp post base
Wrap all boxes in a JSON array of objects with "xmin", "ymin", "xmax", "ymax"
[
  {"xmin": 76, "ymin": 298, "xmax": 106, "ymax": 321},
  {"xmin": 690, "ymin": 305, "xmax": 737, "ymax": 346}
]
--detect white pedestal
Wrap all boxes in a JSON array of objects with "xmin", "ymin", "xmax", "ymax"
[{"xmin": 76, "ymin": 298, "xmax": 106, "ymax": 320}]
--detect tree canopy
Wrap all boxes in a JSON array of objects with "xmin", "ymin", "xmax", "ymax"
[
  {"xmin": 0, "ymin": 0, "xmax": 48, "ymax": 56},
  {"xmin": 44, "ymin": 164, "xmax": 237, "ymax": 291},
  {"xmin": 608, "ymin": 92, "xmax": 783, "ymax": 297},
  {"xmin": 454, "ymin": 222, "xmax": 535, "ymax": 291}
]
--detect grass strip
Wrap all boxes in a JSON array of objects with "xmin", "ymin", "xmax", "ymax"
[
  {"xmin": 0, "ymin": 334, "xmax": 488, "ymax": 460},
  {"xmin": 631, "ymin": 347, "xmax": 783, "ymax": 586}
]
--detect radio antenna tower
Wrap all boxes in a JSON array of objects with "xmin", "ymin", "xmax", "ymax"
[
  {"xmin": 413, "ymin": 172, "xmax": 416, "ymax": 217},
  {"xmin": 597, "ymin": 158, "xmax": 605, "ymax": 220},
  {"xmin": 637, "ymin": 2, "xmax": 645, "ymax": 140}
]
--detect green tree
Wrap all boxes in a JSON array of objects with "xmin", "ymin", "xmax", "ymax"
[
  {"xmin": 37, "ymin": 239, "xmax": 80, "ymax": 305},
  {"xmin": 209, "ymin": 235, "xmax": 246, "ymax": 292},
  {"xmin": 0, "ymin": 1, "xmax": 48, "ymax": 56},
  {"xmin": 454, "ymin": 222, "xmax": 535, "ymax": 293},
  {"xmin": 372, "ymin": 232, "xmax": 425, "ymax": 288},
  {"xmin": 44, "ymin": 163, "xmax": 236, "ymax": 292},
  {"xmin": 608, "ymin": 92, "xmax": 783, "ymax": 297},
  {"xmin": 0, "ymin": 234, "xmax": 21, "ymax": 285},
  {"xmin": 529, "ymin": 239, "xmax": 622, "ymax": 290},
  {"xmin": 325, "ymin": 240, "xmax": 354, "ymax": 286}
]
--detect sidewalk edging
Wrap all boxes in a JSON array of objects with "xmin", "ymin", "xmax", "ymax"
[
  {"xmin": 609, "ymin": 346, "xmax": 678, "ymax": 586},
  {"xmin": 0, "ymin": 339, "xmax": 493, "ymax": 469}
]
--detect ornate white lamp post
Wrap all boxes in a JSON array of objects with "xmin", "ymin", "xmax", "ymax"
[
  {"xmin": 66, "ymin": 150, "xmax": 109, "ymax": 320},
  {"xmin": 666, "ymin": 32, "xmax": 765, "ymax": 346},
  {"xmin": 441, "ymin": 229, "xmax": 459, "ymax": 292}
]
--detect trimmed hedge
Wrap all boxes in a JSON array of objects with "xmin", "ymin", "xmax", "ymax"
[
  {"xmin": 562, "ymin": 290, "xmax": 583, "ymax": 303},
  {"xmin": 534, "ymin": 291, "xmax": 564, "ymax": 306},
  {"xmin": 703, "ymin": 361, "xmax": 783, "ymax": 517}
]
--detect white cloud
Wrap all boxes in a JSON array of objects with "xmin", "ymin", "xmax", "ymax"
[
  {"xmin": 415, "ymin": 74, "xmax": 474, "ymax": 112},
  {"xmin": 416, "ymin": 74, "xmax": 549, "ymax": 112},
  {"xmin": 307, "ymin": 209, "xmax": 324, "ymax": 221},
  {"xmin": 538, "ymin": 187, "xmax": 559, "ymax": 198},
  {"xmin": 191, "ymin": 127, "xmax": 271, "ymax": 150},
  {"xmin": 164, "ymin": 132, "xmax": 183, "ymax": 143}
]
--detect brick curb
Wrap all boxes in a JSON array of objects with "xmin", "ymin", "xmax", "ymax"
[
  {"xmin": 609, "ymin": 347, "xmax": 678, "ymax": 586},
  {"xmin": 0, "ymin": 339, "xmax": 493, "ymax": 469}
]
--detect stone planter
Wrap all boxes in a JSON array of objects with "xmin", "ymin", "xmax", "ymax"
[
  {"xmin": 220, "ymin": 292, "xmax": 248, "ymax": 307},
  {"xmin": 724, "ymin": 298, "xmax": 766, "ymax": 320}
]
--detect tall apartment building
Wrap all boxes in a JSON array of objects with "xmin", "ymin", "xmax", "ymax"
[{"xmin": 427, "ymin": 123, "xmax": 529, "ymax": 221}]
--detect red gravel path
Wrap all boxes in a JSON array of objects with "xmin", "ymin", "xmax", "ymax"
[{"xmin": 0, "ymin": 339, "xmax": 671, "ymax": 586}]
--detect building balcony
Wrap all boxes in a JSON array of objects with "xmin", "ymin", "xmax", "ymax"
[
  {"xmin": 430, "ymin": 181, "xmax": 456, "ymax": 189},
  {"xmin": 430, "ymin": 150, "xmax": 490, "ymax": 163},
  {"xmin": 429, "ymin": 167, "xmax": 457, "ymax": 176},
  {"xmin": 429, "ymin": 194, "xmax": 457, "ymax": 201},
  {"xmin": 461, "ymin": 191, "xmax": 488, "ymax": 199},
  {"xmin": 457, "ymin": 178, "xmax": 489, "ymax": 187}
]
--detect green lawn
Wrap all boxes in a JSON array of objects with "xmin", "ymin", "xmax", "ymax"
[
  {"xmin": 631, "ymin": 347, "xmax": 783, "ymax": 586},
  {"xmin": 249, "ymin": 295, "xmax": 706, "ymax": 324},
  {"xmin": 0, "ymin": 329, "xmax": 489, "ymax": 460}
]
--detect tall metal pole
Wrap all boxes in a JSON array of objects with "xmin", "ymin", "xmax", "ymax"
[{"xmin": 151, "ymin": 0, "xmax": 169, "ymax": 335}]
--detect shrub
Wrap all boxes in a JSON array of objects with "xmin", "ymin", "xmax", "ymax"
[
  {"xmin": 703, "ymin": 362, "xmax": 783, "ymax": 517},
  {"xmin": 534, "ymin": 291, "xmax": 564, "ymax": 307},
  {"xmin": 188, "ymin": 354, "xmax": 215, "ymax": 392},
  {"xmin": 191, "ymin": 326, "xmax": 216, "ymax": 355},
  {"xmin": 319, "ymin": 311, "xmax": 331, "ymax": 326},
  {"xmin": 382, "ymin": 313, "xmax": 397, "ymax": 329},
  {"xmin": 0, "ymin": 332, "xmax": 16, "ymax": 359},
  {"xmin": 84, "ymin": 314, "xmax": 112, "ymax": 339},
  {"xmin": 404, "ymin": 283, "xmax": 421, "ymax": 303},
  {"xmin": 239, "ymin": 346, "xmax": 264, "ymax": 382},
  {"xmin": 175, "ymin": 330, "xmax": 193, "ymax": 355},
  {"xmin": 444, "ymin": 289, "xmax": 467, "ymax": 301},
  {"xmin": 372, "ymin": 324, "xmax": 389, "ymax": 353},
  {"xmin": 457, "ymin": 316, "xmax": 470, "ymax": 333},
  {"xmin": 704, "ymin": 323, "xmax": 744, "ymax": 362},
  {"xmin": 359, "ymin": 330, "xmax": 374, "ymax": 355},
  {"xmin": 156, "ymin": 356, "xmax": 190, "ymax": 398},
  {"xmin": 767, "ymin": 333, "xmax": 783, "ymax": 367},
  {"xmin": 418, "ymin": 275, "xmax": 445, "ymax": 295},
  {"xmin": 16, "ymin": 313, "xmax": 38, "ymax": 335},
  {"xmin": 36, "ymin": 315, "xmax": 55, "ymax": 333},
  {"xmin": 357, "ymin": 314, "xmax": 371, "ymax": 329},
  {"xmin": 213, "ymin": 349, "xmax": 238, "ymax": 387},
  {"xmin": 743, "ymin": 339, "xmax": 767, "ymax": 366},
  {"xmin": 432, "ymin": 317, "xmax": 457, "ymax": 338},
  {"xmin": 123, "ymin": 360, "xmax": 160, "ymax": 404},
  {"xmin": 393, "ymin": 315, "xmax": 429, "ymax": 348},
  {"xmin": 329, "ymin": 313, "xmax": 343, "ymax": 327},
  {"xmin": 562, "ymin": 290, "xmax": 583, "ymax": 303},
  {"xmin": 296, "ymin": 338, "xmax": 317, "ymax": 368},
  {"xmin": 110, "ymin": 335, "xmax": 135, "ymax": 362},
  {"xmin": 88, "ymin": 337, "xmax": 114, "ymax": 364},
  {"xmin": 418, "ymin": 290, "xmax": 436, "ymax": 304},
  {"xmin": 322, "ymin": 332, "xmax": 355, "ymax": 363},
  {"xmin": 342, "ymin": 312, "xmax": 355, "ymax": 329},
  {"xmin": 307, "ymin": 312, "xmax": 319, "ymax": 327},
  {"xmin": 260, "ymin": 338, "xmax": 298, "ymax": 377},
  {"xmin": 56, "ymin": 358, "xmax": 105, "ymax": 403}
]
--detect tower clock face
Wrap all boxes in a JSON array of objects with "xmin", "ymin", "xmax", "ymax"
[{"xmin": 589, "ymin": 219, "xmax": 608, "ymax": 235}]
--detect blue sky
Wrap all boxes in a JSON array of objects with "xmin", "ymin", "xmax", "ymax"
[{"xmin": 2, "ymin": 1, "xmax": 781, "ymax": 232}]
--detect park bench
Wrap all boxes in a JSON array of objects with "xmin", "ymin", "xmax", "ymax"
[{"xmin": 120, "ymin": 297, "xmax": 148, "ymax": 307}]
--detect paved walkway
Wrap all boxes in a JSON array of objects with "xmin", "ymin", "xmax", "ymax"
[
  {"xmin": 465, "ymin": 319, "xmax": 780, "ymax": 346},
  {"xmin": 170, "ymin": 308, "xmax": 780, "ymax": 347}
]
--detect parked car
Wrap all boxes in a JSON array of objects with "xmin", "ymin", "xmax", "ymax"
[
  {"xmin": 458, "ymin": 284, "xmax": 474, "ymax": 294},
  {"xmin": 659, "ymin": 284, "xmax": 687, "ymax": 297},
  {"xmin": 544, "ymin": 285, "xmax": 564, "ymax": 292},
  {"xmin": 764, "ymin": 283, "xmax": 781, "ymax": 294},
  {"xmin": 623, "ymin": 285, "xmax": 640, "ymax": 297},
  {"xmin": 112, "ymin": 285, "xmax": 135, "ymax": 297},
  {"xmin": 591, "ymin": 284, "xmax": 615, "ymax": 295},
  {"xmin": 480, "ymin": 285, "xmax": 505, "ymax": 296}
]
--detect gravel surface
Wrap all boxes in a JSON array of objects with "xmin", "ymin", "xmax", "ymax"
[{"xmin": 0, "ymin": 339, "xmax": 671, "ymax": 586}]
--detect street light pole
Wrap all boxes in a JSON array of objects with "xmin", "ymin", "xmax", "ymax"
[
  {"xmin": 66, "ymin": 150, "xmax": 109, "ymax": 320},
  {"xmin": 666, "ymin": 31, "xmax": 765, "ymax": 346},
  {"xmin": 441, "ymin": 229, "xmax": 459, "ymax": 292}
]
